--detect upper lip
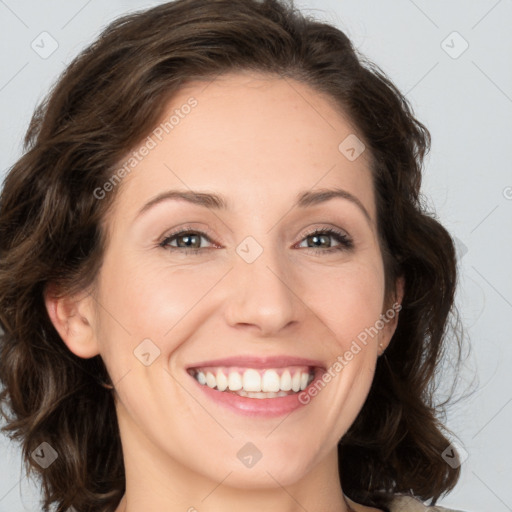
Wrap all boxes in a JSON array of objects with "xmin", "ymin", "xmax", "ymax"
[{"xmin": 187, "ymin": 355, "xmax": 325, "ymax": 370}]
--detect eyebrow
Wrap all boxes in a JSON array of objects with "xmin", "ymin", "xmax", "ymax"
[{"xmin": 135, "ymin": 187, "xmax": 372, "ymax": 223}]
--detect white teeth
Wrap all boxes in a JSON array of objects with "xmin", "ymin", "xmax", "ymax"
[
  {"xmin": 236, "ymin": 390, "xmax": 289, "ymax": 399},
  {"xmin": 206, "ymin": 371, "xmax": 216, "ymax": 388},
  {"xmin": 280, "ymin": 370, "xmax": 292, "ymax": 391},
  {"xmin": 261, "ymin": 369, "xmax": 280, "ymax": 392},
  {"xmin": 291, "ymin": 371, "xmax": 301, "ymax": 392},
  {"xmin": 300, "ymin": 372, "xmax": 309, "ymax": 391},
  {"xmin": 228, "ymin": 371, "xmax": 242, "ymax": 391},
  {"xmin": 243, "ymin": 369, "xmax": 261, "ymax": 392},
  {"xmin": 216, "ymin": 369, "xmax": 228, "ymax": 391},
  {"xmin": 192, "ymin": 367, "xmax": 315, "ymax": 395}
]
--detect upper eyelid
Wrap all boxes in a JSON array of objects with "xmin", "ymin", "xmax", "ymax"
[{"xmin": 160, "ymin": 225, "xmax": 218, "ymax": 246}]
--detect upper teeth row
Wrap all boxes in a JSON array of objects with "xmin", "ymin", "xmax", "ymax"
[{"xmin": 194, "ymin": 368, "xmax": 313, "ymax": 393}]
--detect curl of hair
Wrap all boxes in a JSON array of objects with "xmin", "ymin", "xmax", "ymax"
[{"xmin": 0, "ymin": 0, "xmax": 462, "ymax": 510}]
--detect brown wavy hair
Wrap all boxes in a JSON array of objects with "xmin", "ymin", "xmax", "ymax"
[{"xmin": 0, "ymin": 0, "xmax": 463, "ymax": 510}]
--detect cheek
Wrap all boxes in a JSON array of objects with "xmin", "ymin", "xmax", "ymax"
[
  {"xmin": 94, "ymin": 254, "xmax": 227, "ymax": 354},
  {"xmin": 299, "ymin": 257, "xmax": 386, "ymax": 348},
  {"xmin": 118, "ymin": 267, "xmax": 208, "ymax": 333}
]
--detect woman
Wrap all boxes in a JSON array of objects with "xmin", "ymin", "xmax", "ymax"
[{"xmin": 0, "ymin": 0, "xmax": 467, "ymax": 511}]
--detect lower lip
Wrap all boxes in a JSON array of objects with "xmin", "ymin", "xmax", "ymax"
[{"xmin": 188, "ymin": 367, "xmax": 325, "ymax": 417}]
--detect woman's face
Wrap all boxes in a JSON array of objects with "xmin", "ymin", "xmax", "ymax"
[{"xmin": 59, "ymin": 72, "xmax": 401, "ymax": 496}]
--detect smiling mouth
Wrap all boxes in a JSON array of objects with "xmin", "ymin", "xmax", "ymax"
[{"xmin": 187, "ymin": 365, "xmax": 316, "ymax": 399}]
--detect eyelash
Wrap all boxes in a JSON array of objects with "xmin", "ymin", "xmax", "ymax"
[{"xmin": 159, "ymin": 226, "xmax": 354, "ymax": 255}]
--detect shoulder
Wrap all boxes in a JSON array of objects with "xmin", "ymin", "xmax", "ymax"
[{"xmin": 388, "ymin": 495, "xmax": 467, "ymax": 512}]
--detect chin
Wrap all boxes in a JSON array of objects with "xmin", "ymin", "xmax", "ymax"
[{"xmin": 219, "ymin": 450, "xmax": 317, "ymax": 489}]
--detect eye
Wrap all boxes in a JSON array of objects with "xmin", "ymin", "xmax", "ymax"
[
  {"xmin": 159, "ymin": 228, "xmax": 216, "ymax": 255},
  {"xmin": 296, "ymin": 227, "xmax": 353, "ymax": 254},
  {"xmin": 159, "ymin": 226, "xmax": 353, "ymax": 255}
]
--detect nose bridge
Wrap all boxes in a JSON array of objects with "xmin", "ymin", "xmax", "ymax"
[{"xmin": 223, "ymin": 233, "xmax": 299, "ymax": 335}]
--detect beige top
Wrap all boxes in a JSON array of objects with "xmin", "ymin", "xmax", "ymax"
[{"xmin": 389, "ymin": 495, "xmax": 466, "ymax": 511}]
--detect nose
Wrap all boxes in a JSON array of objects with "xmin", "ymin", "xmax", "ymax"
[{"xmin": 223, "ymin": 242, "xmax": 301, "ymax": 337}]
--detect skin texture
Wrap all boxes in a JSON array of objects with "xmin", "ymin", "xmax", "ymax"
[{"xmin": 45, "ymin": 71, "xmax": 403, "ymax": 512}]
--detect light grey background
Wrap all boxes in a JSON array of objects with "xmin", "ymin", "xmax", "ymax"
[{"xmin": 1, "ymin": 1, "xmax": 511, "ymax": 511}]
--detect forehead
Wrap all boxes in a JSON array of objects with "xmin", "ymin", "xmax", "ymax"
[{"xmin": 109, "ymin": 71, "xmax": 375, "ymax": 222}]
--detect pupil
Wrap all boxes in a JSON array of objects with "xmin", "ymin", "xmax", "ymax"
[
  {"xmin": 179, "ymin": 234, "xmax": 198, "ymax": 248},
  {"xmin": 311, "ymin": 234, "xmax": 328, "ymax": 248}
]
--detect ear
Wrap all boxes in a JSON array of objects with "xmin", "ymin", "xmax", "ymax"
[
  {"xmin": 378, "ymin": 275, "xmax": 405, "ymax": 355},
  {"xmin": 44, "ymin": 284, "xmax": 100, "ymax": 359}
]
